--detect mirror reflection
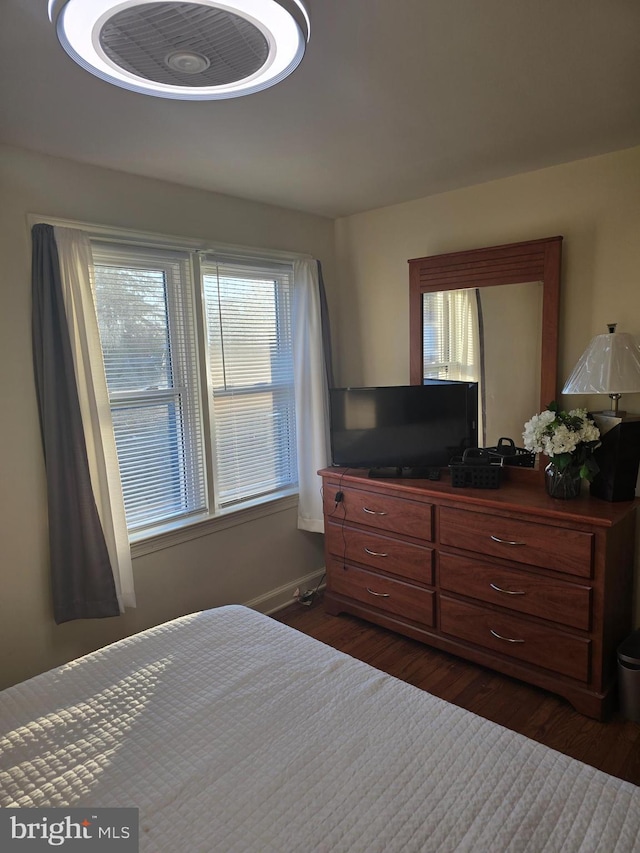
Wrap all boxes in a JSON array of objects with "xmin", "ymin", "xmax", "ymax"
[{"xmin": 422, "ymin": 282, "xmax": 543, "ymax": 447}]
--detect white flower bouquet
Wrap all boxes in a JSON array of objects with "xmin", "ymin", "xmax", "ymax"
[{"xmin": 522, "ymin": 402, "xmax": 601, "ymax": 481}]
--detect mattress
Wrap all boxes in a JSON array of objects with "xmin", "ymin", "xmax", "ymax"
[{"xmin": 1, "ymin": 604, "xmax": 640, "ymax": 852}]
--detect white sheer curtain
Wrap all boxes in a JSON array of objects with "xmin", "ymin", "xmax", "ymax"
[
  {"xmin": 292, "ymin": 259, "xmax": 331, "ymax": 533},
  {"xmin": 53, "ymin": 227, "xmax": 136, "ymax": 610},
  {"xmin": 445, "ymin": 289, "xmax": 481, "ymax": 384}
]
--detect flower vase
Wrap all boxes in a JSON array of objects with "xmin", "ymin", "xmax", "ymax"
[{"xmin": 545, "ymin": 462, "xmax": 582, "ymax": 500}]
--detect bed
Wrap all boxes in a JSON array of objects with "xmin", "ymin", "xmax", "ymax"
[{"xmin": 2, "ymin": 605, "xmax": 640, "ymax": 851}]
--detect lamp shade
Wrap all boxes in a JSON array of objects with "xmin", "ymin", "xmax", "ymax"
[{"xmin": 562, "ymin": 327, "xmax": 640, "ymax": 396}]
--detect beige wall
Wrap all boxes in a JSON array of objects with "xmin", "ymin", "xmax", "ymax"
[
  {"xmin": 334, "ymin": 146, "xmax": 640, "ymax": 397},
  {"xmin": 0, "ymin": 144, "xmax": 335, "ymax": 689},
  {"xmin": 333, "ymin": 144, "xmax": 640, "ymax": 619}
]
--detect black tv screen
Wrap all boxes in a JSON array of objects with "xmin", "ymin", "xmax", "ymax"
[{"xmin": 329, "ymin": 382, "xmax": 478, "ymax": 472}]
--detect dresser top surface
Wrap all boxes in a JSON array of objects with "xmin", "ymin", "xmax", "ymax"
[{"xmin": 319, "ymin": 467, "xmax": 639, "ymax": 528}]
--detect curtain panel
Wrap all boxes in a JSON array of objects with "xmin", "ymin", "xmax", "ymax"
[
  {"xmin": 31, "ymin": 224, "xmax": 135, "ymax": 623},
  {"xmin": 293, "ymin": 259, "xmax": 332, "ymax": 533}
]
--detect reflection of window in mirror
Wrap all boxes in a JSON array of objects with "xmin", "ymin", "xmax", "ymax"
[
  {"xmin": 422, "ymin": 290, "xmax": 480, "ymax": 382},
  {"xmin": 422, "ymin": 289, "xmax": 484, "ymax": 444}
]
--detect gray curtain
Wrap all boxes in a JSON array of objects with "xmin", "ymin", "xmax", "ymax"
[
  {"xmin": 317, "ymin": 260, "xmax": 335, "ymax": 388},
  {"xmin": 31, "ymin": 224, "xmax": 120, "ymax": 623}
]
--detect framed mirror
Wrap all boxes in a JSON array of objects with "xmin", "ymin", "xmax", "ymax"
[{"xmin": 409, "ymin": 236, "xmax": 562, "ymax": 450}]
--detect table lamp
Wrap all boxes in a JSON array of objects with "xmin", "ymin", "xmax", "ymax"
[
  {"xmin": 562, "ymin": 323, "xmax": 640, "ymax": 417},
  {"xmin": 562, "ymin": 324, "xmax": 640, "ymax": 501}
]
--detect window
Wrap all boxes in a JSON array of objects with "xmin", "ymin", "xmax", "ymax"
[
  {"xmin": 202, "ymin": 258, "xmax": 297, "ymax": 507},
  {"xmin": 92, "ymin": 242, "xmax": 297, "ymax": 535}
]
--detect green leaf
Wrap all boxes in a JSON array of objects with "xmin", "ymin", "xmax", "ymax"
[{"xmin": 554, "ymin": 453, "xmax": 572, "ymax": 471}]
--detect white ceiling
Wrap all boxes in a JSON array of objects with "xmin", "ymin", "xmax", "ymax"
[{"xmin": 2, "ymin": 1, "xmax": 640, "ymax": 219}]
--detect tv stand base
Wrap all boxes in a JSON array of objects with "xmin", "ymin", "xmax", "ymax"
[{"xmin": 368, "ymin": 466, "xmax": 441, "ymax": 480}]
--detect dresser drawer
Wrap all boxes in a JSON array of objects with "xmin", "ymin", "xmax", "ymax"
[
  {"xmin": 328, "ymin": 561, "xmax": 435, "ymax": 626},
  {"xmin": 439, "ymin": 507, "xmax": 594, "ymax": 578},
  {"xmin": 439, "ymin": 553, "xmax": 592, "ymax": 630},
  {"xmin": 326, "ymin": 522, "xmax": 434, "ymax": 585},
  {"xmin": 324, "ymin": 484, "xmax": 433, "ymax": 541},
  {"xmin": 440, "ymin": 596, "xmax": 591, "ymax": 682}
]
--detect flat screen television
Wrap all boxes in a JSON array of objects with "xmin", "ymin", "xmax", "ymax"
[{"xmin": 329, "ymin": 381, "xmax": 478, "ymax": 477}]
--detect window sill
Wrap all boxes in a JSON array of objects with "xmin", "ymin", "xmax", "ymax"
[{"xmin": 130, "ymin": 490, "xmax": 299, "ymax": 558}]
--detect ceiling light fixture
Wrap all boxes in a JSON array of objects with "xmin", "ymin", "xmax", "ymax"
[{"xmin": 48, "ymin": 0, "xmax": 310, "ymax": 100}]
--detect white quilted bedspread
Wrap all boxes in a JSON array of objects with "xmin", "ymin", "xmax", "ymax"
[{"xmin": 1, "ymin": 605, "xmax": 640, "ymax": 852}]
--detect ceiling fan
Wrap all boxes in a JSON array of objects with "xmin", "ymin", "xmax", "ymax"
[{"xmin": 48, "ymin": 0, "xmax": 310, "ymax": 100}]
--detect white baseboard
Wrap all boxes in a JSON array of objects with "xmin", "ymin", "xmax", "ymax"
[{"xmin": 244, "ymin": 567, "xmax": 326, "ymax": 616}]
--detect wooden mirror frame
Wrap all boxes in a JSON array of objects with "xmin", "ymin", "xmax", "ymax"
[{"xmin": 409, "ymin": 236, "xmax": 562, "ymax": 426}]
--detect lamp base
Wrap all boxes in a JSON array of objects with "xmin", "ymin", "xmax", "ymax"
[
  {"xmin": 590, "ymin": 416, "xmax": 640, "ymax": 502},
  {"xmin": 598, "ymin": 409, "xmax": 628, "ymax": 418}
]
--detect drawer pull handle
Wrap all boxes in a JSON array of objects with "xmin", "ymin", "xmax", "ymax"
[
  {"xmin": 366, "ymin": 587, "xmax": 390, "ymax": 598},
  {"xmin": 490, "ymin": 628, "xmax": 524, "ymax": 644},
  {"xmin": 490, "ymin": 582, "xmax": 525, "ymax": 596},
  {"xmin": 363, "ymin": 506, "xmax": 387, "ymax": 516},
  {"xmin": 490, "ymin": 535, "xmax": 526, "ymax": 546},
  {"xmin": 364, "ymin": 547, "xmax": 388, "ymax": 557}
]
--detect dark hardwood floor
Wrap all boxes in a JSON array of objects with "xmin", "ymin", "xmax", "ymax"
[{"xmin": 273, "ymin": 594, "xmax": 640, "ymax": 786}]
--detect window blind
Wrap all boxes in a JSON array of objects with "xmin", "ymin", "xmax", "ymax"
[
  {"xmin": 202, "ymin": 257, "xmax": 297, "ymax": 507},
  {"xmin": 92, "ymin": 243, "xmax": 207, "ymax": 531}
]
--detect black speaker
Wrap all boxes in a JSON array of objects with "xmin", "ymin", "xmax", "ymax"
[{"xmin": 590, "ymin": 417, "xmax": 640, "ymax": 502}]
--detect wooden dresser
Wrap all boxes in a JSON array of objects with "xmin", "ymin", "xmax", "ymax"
[{"xmin": 320, "ymin": 467, "xmax": 638, "ymax": 719}]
